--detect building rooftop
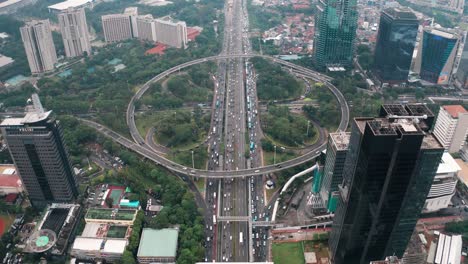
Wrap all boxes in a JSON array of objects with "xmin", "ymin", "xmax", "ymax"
[
  {"xmin": 137, "ymin": 228, "xmax": 178, "ymax": 257},
  {"xmin": 0, "ymin": 54, "xmax": 14, "ymax": 68},
  {"xmin": 0, "ymin": 165, "xmax": 21, "ymax": 187},
  {"xmin": 123, "ymin": 6, "xmax": 138, "ymax": 15},
  {"xmin": 384, "ymin": 7, "xmax": 417, "ymax": 20},
  {"xmin": 442, "ymin": 105, "xmax": 468, "ymax": 118},
  {"xmin": 0, "ymin": 0, "xmax": 25, "ymax": 9},
  {"xmin": 436, "ymin": 153, "xmax": 460, "ymax": 175},
  {"xmin": 48, "ymin": 0, "xmax": 92, "ymax": 11},
  {"xmin": 455, "ymin": 159, "xmax": 468, "ymax": 186},
  {"xmin": 424, "ymin": 27, "xmax": 459, "ymax": 40},
  {"xmin": 0, "ymin": 111, "xmax": 52, "ymax": 126},
  {"xmin": 85, "ymin": 208, "xmax": 137, "ymax": 222},
  {"xmin": 72, "ymin": 237, "xmax": 127, "ymax": 253},
  {"xmin": 330, "ymin": 132, "xmax": 350, "ymax": 151}
]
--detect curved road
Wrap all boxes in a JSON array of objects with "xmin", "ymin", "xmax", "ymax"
[{"xmin": 81, "ymin": 54, "xmax": 348, "ymax": 178}]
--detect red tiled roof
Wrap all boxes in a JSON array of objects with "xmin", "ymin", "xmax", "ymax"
[
  {"xmin": 443, "ymin": 105, "xmax": 468, "ymax": 118},
  {"xmin": 145, "ymin": 43, "xmax": 167, "ymax": 55},
  {"xmin": 4, "ymin": 193, "xmax": 18, "ymax": 203},
  {"xmin": 187, "ymin": 27, "xmax": 201, "ymax": 41},
  {"xmin": 0, "ymin": 175, "xmax": 21, "ymax": 188}
]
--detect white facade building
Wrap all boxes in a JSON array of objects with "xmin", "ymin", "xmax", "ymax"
[
  {"xmin": 433, "ymin": 105, "xmax": 468, "ymax": 153},
  {"xmin": 154, "ymin": 16, "xmax": 187, "ymax": 48},
  {"xmin": 136, "ymin": 15, "xmax": 157, "ymax": 42},
  {"xmin": 102, "ymin": 14, "xmax": 132, "ymax": 42},
  {"xmin": 20, "ymin": 19, "xmax": 57, "ymax": 74},
  {"xmin": 124, "ymin": 7, "xmax": 138, "ymax": 38},
  {"xmin": 423, "ymin": 153, "xmax": 460, "ymax": 213},
  {"xmin": 58, "ymin": 8, "xmax": 91, "ymax": 58}
]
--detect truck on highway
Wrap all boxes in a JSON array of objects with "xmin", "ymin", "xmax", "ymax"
[
  {"xmin": 240, "ymin": 232, "xmax": 243, "ymax": 244},
  {"xmin": 214, "ymin": 192, "xmax": 217, "ymax": 199},
  {"xmin": 213, "ymin": 215, "xmax": 217, "ymax": 225}
]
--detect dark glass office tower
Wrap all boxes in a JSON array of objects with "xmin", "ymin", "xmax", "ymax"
[
  {"xmin": 313, "ymin": 0, "xmax": 358, "ymax": 69},
  {"xmin": 329, "ymin": 104, "xmax": 443, "ymax": 264},
  {"xmin": 374, "ymin": 8, "xmax": 418, "ymax": 84},
  {"xmin": 419, "ymin": 27, "xmax": 459, "ymax": 85},
  {"xmin": 0, "ymin": 95, "xmax": 78, "ymax": 208}
]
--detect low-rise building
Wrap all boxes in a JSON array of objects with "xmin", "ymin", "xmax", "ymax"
[
  {"xmin": 71, "ymin": 237, "xmax": 127, "ymax": 262},
  {"xmin": 137, "ymin": 228, "xmax": 179, "ymax": 263},
  {"xmin": 423, "ymin": 153, "xmax": 460, "ymax": 213},
  {"xmin": 0, "ymin": 164, "xmax": 23, "ymax": 195}
]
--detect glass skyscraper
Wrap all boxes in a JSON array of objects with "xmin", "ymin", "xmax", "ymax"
[
  {"xmin": 374, "ymin": 7, "xmax": 418, "ymax": 84},
  {"xmin": 0, "ymin": 95, "xmax": 78, "ymax": 208},
  {"xmin": 329, "ymin": 104, "xmax": 443, "ymax": 264},
  {"xmin": 313, "ymin": 0, "xmax": 358, "ymax": 69},
  {"xmin": 419, "ymin": 27, "xmax": 460, "ymax": 85}
]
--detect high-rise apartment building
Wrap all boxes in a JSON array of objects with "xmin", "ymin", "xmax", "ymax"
[
  {"xmin": 313, "ymin": 0, "xmax": 358, "ymax": 69},
  {"xmin": 374, "ymin": 7, "xmax": 418, "ymax": 84},
  {"xmin": 154, "ymin": 16, "xmax": 187, "ymax": 48},
  {"xmin": 20, "ymin": 20, "xmax": 57, "ymax": 74},
  {"xmin": 101, "ymin": 14, "xmax": 133, "ymax": 43},
  {"xmin": 124, "ymin": 7, "xmax": 139, "ymax": 38},
  {"xmin": 329, "ymin": 104, "xmax": 443, "ymax": 264},
  {"xmin": 423, "ymin": 152, "xmax": 460, "ymax": 213},
  {"xmin": 136, "ymin": 15, "xmax": 157, "ymax": 42},
  {"xmin": 0, "ymin": 94, "xmax": 78, "ymax": 208},
  {"xmin": 416, "ymin": 27, "xmax": 460, "ymax": 85},
  {"xmin": 58, "ymin": 8, "xmax": 91, "ymax": 58},
  {"xmin": 319, "ymin": 132, "xmax": 350, "ymax": 213},
  {"xmin": 433, "ymin": 105, "xmax": 468, "ymax": 153}
]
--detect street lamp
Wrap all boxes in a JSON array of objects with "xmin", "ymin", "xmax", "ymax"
[
  {"xmin": 191, "ymin": 150, "xmax": 195, "ymax": 169},
  {"xmin": 273, "ymin": 145, "xmax": 277, "ymax": 165}
]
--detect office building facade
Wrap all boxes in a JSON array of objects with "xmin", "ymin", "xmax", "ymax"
[
  {"xmin": 20, "ymin": 20, "xmax": 57, "ymax": 74},
  {"xmin": 58, "ymin": 8, "xmax": 91, "ymax": 58},
  {"xmin": 418, "ymin": 27, "xmax": 460, "ymax": 85},
  {"xmin": 329, "ymin": 104, "xmax": 443, "ymax": 264},
  {"xmin": 313, "ymin": 0, "xmax": 358, "ymax": 69},
  {"xmin": 374, "ymin": 7, "xmax": 418, "ymax": 84},
  {"xmin": 319, "ymin": 132, "xmax": 350, "ymax": 212},
  {"xmin": 423, "ymin": 152, "xmax": 460, "ymax": 213},
  {"xmin": 433, "ymin": 105, "xmax": 468, "ymax": 153},
  {"xmin": 455, "ymin": 36, "xmax": 468, "ymax": 89},
  {"xmin": 0, "ymin": 95, "xmax": 78, "ymax": 208},
  {"xmin": 154, "ymin": 17, "xmax": 187, "ymax": 48},
  {"xmin": 102, "ymin": 14, "xmax": 132, "ymax": 42}
]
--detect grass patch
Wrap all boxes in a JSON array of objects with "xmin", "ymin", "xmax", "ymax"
[
  {"xmin": 272, "ymin": 242, "xmax": 305, "ymax": 264},
  {"xmin": 263, "ymin": 150, "xmax": 297, "ymax": 166},
  {"xmin": 194, "ymin": 178, "xmax": 206, "ymax": 196},
  {"xmin": 303, "ymin": 240, "xmax": 329, "ymax": 259},
  {"xmin": 266, "ymin": 187, "xmax": 278, "ymax": 204}
]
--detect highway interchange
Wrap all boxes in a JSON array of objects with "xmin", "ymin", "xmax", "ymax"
[{"xmin": 81, "ymin": 0, "xmax": 349, "ymax": 261}]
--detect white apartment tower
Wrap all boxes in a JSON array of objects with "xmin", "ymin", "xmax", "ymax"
[
  {"xmin": 58, "ymin": 8, "xmax": 91, "ymax": 58},
  {"xmin": 433, "ymin": 105, "xmax": 468, "ymax": 153},
  {"xmin": 136, "ymin": 15, "xmax": 157, "ymax": 42},
  {"xmin": 102, "ymin": 14, "xmax": 132, "ymax": 42},
  {"xmin": 20, "ymin": 20, "xmax": 57, "ymax": 74},
  {"xmin": 154, "ymin": 16, "xmax": 188, "ymax": 48},
  {"xmin": 423, "ymin": 152, "xmax": 460, "ymax": 213},
  {"xmin": 124, "ymin": 7, "xmax": 139, "ymax": 38}
]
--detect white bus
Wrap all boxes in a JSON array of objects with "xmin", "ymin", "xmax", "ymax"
[
  {"xmin": 213, "ymin": 215, "xmax": 217, "ymax": 225},
  {"xmin": 239, "ymin": 232, "xmax": 243, "ymax": 244}
]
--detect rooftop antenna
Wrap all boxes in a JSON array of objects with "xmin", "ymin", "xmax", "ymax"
[{"xmin": 31, "ymin": 93, "xmax": 44, "ymax": 114}]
